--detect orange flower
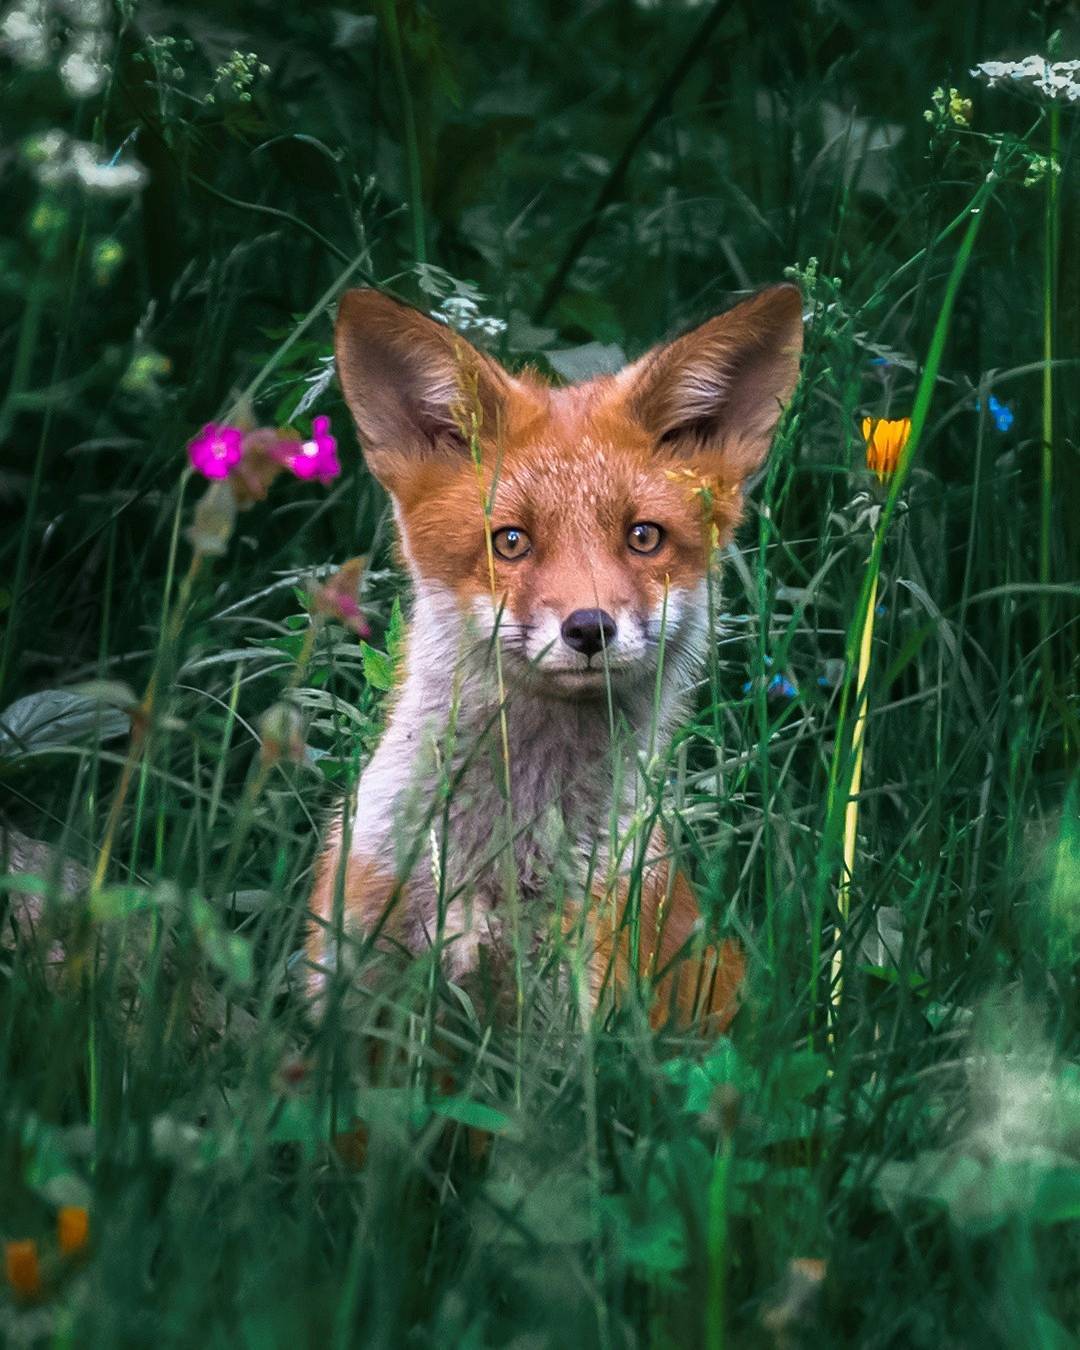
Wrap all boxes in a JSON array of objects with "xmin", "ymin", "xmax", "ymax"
[
  {"xmin": 862, "ymin": 416, "xmax": 911, "ymax": 482},
  {"xmin": 4, "ymin": 1239, "xmax": 41, "ymax": 1298},
  {"xmin": 57, "ymin": 1205, "xmax": 89, "ymax": 1256}
]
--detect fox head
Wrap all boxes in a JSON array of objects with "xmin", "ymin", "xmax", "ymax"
[{"xmin": 335, "ymin": 286, "xmax": 802, "ymax": 699}]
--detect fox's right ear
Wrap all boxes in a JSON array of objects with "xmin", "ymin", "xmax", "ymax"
[{"xmin": 335, "ymin": 289, "xmax": 513, "ymax": 492}]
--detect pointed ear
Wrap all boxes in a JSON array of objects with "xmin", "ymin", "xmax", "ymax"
[
  {"xmin": 334, "ymin": 289, "xmax": 514, "ymax": 490},
  {"xmin": 619, "ymin": 284, "xmax": 803, "ymax": 482}
]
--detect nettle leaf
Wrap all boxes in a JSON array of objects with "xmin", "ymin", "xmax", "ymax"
[
  {"xmin": 386, "ymin": 597, "xmax": 406, "ymax": 664},
  {"xmin": 663, "ymin": 1037, "xmax": 758, "ymax": 1113},
  {"xmin": 604, "ymin": 1195, "xmax": 687, "ymax": 1280},
  {"xmin": 0, "ymin": 689, "xmax": 130, "ymax": 758},
  {"xmin": 360, "ymin": 641, "xmax": 395, "ymax": 692}
]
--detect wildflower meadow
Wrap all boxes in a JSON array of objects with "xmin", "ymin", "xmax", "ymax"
[{"xmin": 1, "ymin": 2, "xmax": 1078, "ymax": 1345}]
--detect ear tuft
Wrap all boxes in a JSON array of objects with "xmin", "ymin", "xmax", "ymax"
[
  {"xmin": 334, "ymin": 289, "xmax": 512, "ymax": 490},
  {"xmin": 622, "ymin": 284, "xmax": 803, "ymax": 480}
]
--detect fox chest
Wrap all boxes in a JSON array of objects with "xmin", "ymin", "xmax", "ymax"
[{"xmin": 358, "ymin": 699, "xmax": 630, "ymax": 960}]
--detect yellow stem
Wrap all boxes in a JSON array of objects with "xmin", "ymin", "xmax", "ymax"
[{"xmin": 830, "ymin": 566, "xmax": 878, "ymax": 1017}]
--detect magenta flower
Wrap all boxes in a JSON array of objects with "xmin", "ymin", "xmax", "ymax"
[
  {"xmin": 276, "ymin": 415, "xmax": 340, "ymax": 484},
  {"xmin": 189, "ymin": 423, "xmax": 243, "ymax": 479}
]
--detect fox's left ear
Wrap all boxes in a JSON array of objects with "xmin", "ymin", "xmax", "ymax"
[{"xmin": 619, "ymin": 284, "xmax": 803, "ymax": 481}]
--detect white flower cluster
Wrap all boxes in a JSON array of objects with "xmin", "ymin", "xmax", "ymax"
[
  {"xmin": 25, "ymin": 129, "xmax": 147, "ymax": 194},
  {"xmin": 432, "ymin": 294, "xmax": 508, "ymax": 342},
  {"xmin": 1, "ymin": 0, "xmax": 111, "ymax": 98},
  {"xmin": 972, "ymin": 55, "xmax": 1080, "ymax": 101}
]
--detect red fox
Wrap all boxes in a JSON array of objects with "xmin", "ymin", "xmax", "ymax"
[{"xmin": 307, "ymin": 284, "xmax": 802, "ymax": 1031}]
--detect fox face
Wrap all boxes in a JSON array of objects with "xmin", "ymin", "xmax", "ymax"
[{"xmin": 335, "ymin": 286, "xmax": 802, "ymax": 699}]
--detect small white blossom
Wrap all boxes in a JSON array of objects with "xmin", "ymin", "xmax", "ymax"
[
  {"xmin": 3, "ymin": 0, "xmax": 112, "ymax": 91},
  {"xmin": 433, "ymin": 294, "xmax": 507, "ymax": 342},
  {"xmin": 27, "ymin": 130, "xmax": 146, "ymax": 194},
  {"xmin": 0, "ymin": 0, "xmax": 50, "ymax": 68},
  {"xmin": 972, "ymin": 55, "xmax": 1080, "ymax": 102},
  {"xmin": 59, "ymin": 25, "xmax": 108, "ymax": 96}
]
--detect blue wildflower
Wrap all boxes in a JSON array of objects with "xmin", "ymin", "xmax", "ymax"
[
  {"xmin": 988, "ymin": 394, "xmax": 1014, "ymax": 432},
  {"xmin": 976, "ymin": 394, "xmax": 1014, "ymax": 433},
  {"xmin": 767, "ymin": 673, "xmax": 798, "ymax": 701}
]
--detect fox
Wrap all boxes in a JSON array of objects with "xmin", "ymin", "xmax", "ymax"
[{"xmin": 306, "ymin": 284, "xmax": 803, "ymax": 1031}]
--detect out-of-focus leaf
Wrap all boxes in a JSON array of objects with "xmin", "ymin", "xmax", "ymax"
[
  {"xmin": 191, "ymin": 895, "xmax": 253, "ymax": 987},
  {"xmin": 0, "ymin": 688, "xmax": 129, "ymax": 758},
  {"xmin": 877, "ymin": 1150, "xmax": 1080, "ymax": 1234},
  {"xmin": 431, "ymin": 1095, "xmax": 520, "ymax": 1139}
]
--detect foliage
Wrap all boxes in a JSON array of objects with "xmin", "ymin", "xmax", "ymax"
[{"xmin": 1, "ymin": 0, "xmax": 1078, "ymax": 1345}]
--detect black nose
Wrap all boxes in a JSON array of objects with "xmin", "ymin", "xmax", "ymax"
[{"xmin": 561, "ymin": 608, "xmax": 617, "ymax": 659}]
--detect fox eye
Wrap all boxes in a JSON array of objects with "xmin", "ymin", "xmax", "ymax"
[
  {"xmin": 492, "ymin": 527, "xmax": 532, "ymax": 561},
  {"xmin": 627, "ymin": 522, "xmax": 664, "ymax": 555}
]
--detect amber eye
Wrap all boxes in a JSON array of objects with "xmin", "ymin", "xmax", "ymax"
[
  {"xmin": 492, "ymin": 526, "xmax": 532, "ymax": 561},
  {"xmin": 627, "ymin": 522, "xmax": 664, "ymax": 555}
]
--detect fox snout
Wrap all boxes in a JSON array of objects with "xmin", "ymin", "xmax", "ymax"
[{"xmin": 560, "ymin": 608, "xmax": 617, "ymax": 658}]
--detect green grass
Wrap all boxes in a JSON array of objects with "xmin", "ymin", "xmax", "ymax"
[{"xmin": 1, "ymin": 3, "xmax": 1078, "ymax": 1346}]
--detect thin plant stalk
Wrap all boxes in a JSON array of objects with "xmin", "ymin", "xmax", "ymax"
[
  {"xmin": 704, "ymin": 1128, "xmax": 733, "ymax": 1350},
  {"xmin": 1040, "ymin": 101, "xmax": 1060, "ymax": 689},
  {"xmin": 830, "ymin": 567, "xmax": 878, "ymax": 1014}
]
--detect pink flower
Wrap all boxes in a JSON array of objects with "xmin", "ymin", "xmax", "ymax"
[
  {"xmin": 275, "ymin": 415, "xmax": 340, "ymax": 484},
  {"xmin": 310, "ymin": 555, "xmax": 371, "ymax": 637},
  {"xmin": 188, "ymin": 423, "xmax": 243, "ymax": 479}
]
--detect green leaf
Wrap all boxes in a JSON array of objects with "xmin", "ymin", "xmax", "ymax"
[
  {"xmin": 663, "ymin": 1037, "xmax": 756, "ymax": 1113},
  {"xmin": 0, "ymin": 688, "xmax": 130, "ymax": 758},
  {"xmin": 90, "ymin": 885, "xmax": 154, "ymax": 920},
  {"xmin": 360, "ymin": 641, "xmax": 394, "ymax": 691},
  {"xmin": 191, "ymin": 896, "xmax": 254, "ymax": 986},
  {"xmin": 604, "ymin": 1195, "xmax": 687, "ymax": 1280},
  {"xmin": 430, "ymin": 1095, "xmax": 520, "ymax": 1139},
  {"xmin": 386, "ymin": 597, "xmax": 406, "ymax": 663},
  {"xmin": 255, "ymin": 633, "xmax": 309, "ymax": 659}
]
